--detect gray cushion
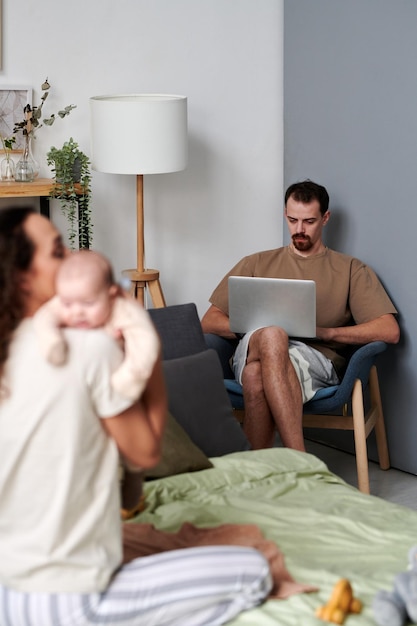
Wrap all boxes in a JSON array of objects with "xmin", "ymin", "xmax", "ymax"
[
  {"xmin": 162, "ymin": 349, "xmax": 251, "ymax": 457},
  {"xmin": 148, "ymin": 303, "xmax": 207, "ymax": 360}
]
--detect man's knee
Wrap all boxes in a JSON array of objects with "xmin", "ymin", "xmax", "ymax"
[{"xmin": 251, "ymin": 326, "xmax": 289, "ymax": 355}]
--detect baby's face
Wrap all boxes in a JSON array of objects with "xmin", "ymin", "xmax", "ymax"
[{"xmin": 57, "ymin": 275, "xmax": 113, "ymax": 329}]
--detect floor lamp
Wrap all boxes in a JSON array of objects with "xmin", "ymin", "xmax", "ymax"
[{"xmin": 90, "ymin": 94, "xmax": 188, "ymax": 307}]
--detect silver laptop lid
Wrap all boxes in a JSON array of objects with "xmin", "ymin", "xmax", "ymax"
[{"xmin": 228, "ymin": 276, "xmax": 316, "ymax": 337}]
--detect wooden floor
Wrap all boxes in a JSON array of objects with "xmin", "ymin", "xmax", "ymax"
[{"xmin": 305, "ymin": 440, "xmax": 417, "ymax": 511}]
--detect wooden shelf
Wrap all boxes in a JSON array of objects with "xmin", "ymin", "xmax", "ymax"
[
  {"xmin": 0, "ymin": 178, "xmax": 55, "ymax": 198},
  {"xmin": 0, "ymin": 178, "xmax": 89, "ymax": 248}
]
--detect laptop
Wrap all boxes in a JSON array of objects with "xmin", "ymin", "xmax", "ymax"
[{"xmin": 228, "ymin": 275, "xmax": 316, "ymax": 337}]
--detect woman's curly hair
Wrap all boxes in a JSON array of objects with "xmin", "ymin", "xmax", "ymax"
[{"xmin": 0, "ymin": 207, "xmax": 36, "ymax": 385}]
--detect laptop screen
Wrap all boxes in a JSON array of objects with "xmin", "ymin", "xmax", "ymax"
[{"xmin": 228, "ymin": 276, "xmax": 316, "ymax": 337}]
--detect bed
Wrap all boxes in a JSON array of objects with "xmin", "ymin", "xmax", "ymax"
[
  {"xmin": 128, "ymin": 447, "xmax": 417, "ymax": 625},
  {"xmin": 130, "ymin": 303, "xmax": 417, "ymax": 625}
]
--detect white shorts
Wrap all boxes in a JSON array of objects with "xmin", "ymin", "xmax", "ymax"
[{"xmin": 232, "ymin": 330, "xmax": 339, "ymax": 404}]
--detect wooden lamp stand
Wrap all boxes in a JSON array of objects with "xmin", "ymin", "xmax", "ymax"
[{"xmin": 122, "ymin": 174, "xmax": 166, "ymax": 308}]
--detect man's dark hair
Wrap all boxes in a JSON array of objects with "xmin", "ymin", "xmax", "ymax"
[{"xmin": 284, "ymin": 180, "xmax": 329, "ymax": 216}]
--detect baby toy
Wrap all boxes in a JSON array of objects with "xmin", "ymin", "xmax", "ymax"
[
  {"xmin": 316, "ymin": 578, "xmax": 362, "ymax": 624},
  {"xmin": 373, "ymin": 545, "xmax": 417, "ymax": 626}
]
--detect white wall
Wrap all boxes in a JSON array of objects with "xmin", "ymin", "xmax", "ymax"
[{"xmin": 2, "ymin": 0, "xmax": 284, "ymax": 316}]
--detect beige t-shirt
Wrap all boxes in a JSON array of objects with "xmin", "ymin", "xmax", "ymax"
[
  {"xmin": 0, "ymin": 320, "xmax": 133, "ymax": 593},
  {"xmin": 209, "ymin": 246, "xmax": 397, "ymax": 374}
]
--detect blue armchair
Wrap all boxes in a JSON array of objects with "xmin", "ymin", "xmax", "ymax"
[{"xmin": 204, "ymin": 333, "xmax": 390, "ymax": 494}]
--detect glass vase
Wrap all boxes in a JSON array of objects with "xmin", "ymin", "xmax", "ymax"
[
  {"xmin": 0, "ymin": 156, "xmax": 16, "ymax": 181},
  {"xmin": 15, "ymin": 136, "xmax": 40, "ymax": 182}
]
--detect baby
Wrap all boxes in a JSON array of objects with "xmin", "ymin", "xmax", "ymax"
[
  {"xmin": 34, "ymin": 249, "xmax": 160, "ymax": 402},
  {"xmin": 34, "ymin": 250, "xmax": 161, "ymax": 520}
]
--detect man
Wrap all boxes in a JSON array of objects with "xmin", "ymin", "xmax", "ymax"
[{"xmin": 201, "ymin": 180, "xmax": 400, "ymax": 452}]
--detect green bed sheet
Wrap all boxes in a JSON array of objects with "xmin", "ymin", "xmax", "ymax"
[{"xmin": 132, "ymin": 448, "xmax": 417, "ymax": 625}]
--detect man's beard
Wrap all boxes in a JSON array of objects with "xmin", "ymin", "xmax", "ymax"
[{"xmin": 292, "ymin": 234, "xmax": 313, "ymax": 251}]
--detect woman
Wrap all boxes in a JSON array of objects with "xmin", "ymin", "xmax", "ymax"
[{"xmin": 0, "ymin": 207, "xmax": 272, "ymax": 626}]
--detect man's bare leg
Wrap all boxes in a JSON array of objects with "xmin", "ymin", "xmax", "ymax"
[
  {"xmin": 243, "ymin": 327, "xmax": 305, "ymax": 452},
  {"xmin": 241, "ymin": 360, "xmax": 275, "ymax": 448}
]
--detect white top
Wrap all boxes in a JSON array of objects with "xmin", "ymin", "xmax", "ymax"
[{"xmin": 0, "ymin": 320, "xmax": 133, "ymax": 593}]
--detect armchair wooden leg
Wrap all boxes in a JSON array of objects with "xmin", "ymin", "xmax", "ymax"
[
  {"xmin": 369, "ymin": 366, "xmax": 390, "ymax": 470},
  {"xmin": 352, "ymin": 380, "xmax": 370, "ymax": 494}
]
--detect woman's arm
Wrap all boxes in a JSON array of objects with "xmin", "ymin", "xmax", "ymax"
[{"xmin": 102, "ymin": 357, "xmax": 167, "ymax": 469}]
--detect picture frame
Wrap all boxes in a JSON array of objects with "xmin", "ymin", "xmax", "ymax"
[{"xmin": 0, "ymin": 87, "xmax": 32, "ymax": 152}]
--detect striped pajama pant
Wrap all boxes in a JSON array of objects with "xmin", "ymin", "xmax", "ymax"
[{"xmin": 0, "ymin": 546, "xmax": 272, "ymax": 626}]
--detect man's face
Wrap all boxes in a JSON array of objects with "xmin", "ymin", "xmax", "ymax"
[{"xmin": 285, "ymin": 196, "xmax": 330, "ymax": 255}]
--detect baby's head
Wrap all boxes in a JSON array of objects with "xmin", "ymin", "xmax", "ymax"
[{"xmin": 56, "ymin": 250, "xmax": 119, "ymax": 329}]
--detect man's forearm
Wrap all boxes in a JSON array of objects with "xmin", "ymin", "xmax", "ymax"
[
  {"xmin": 316, "ymin": 314, "xmax": 400, "ymax": 345},
  {"xmin": 201, "ymin": 305, "xmax": 236, "ymax": 338}
]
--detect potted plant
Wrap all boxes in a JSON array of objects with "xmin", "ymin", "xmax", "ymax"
[
  {"xmin": 47, "ymin": 138, "xmax": 93, "ymax": 249},
  {"xmin": 13, "ymin": 78, "xmax": 76, "ymax": 182}
]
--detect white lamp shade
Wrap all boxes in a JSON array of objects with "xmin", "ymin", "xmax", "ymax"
[{"xmin": 90, "ymin": 94, "xmax": 188, "ymax": 175}]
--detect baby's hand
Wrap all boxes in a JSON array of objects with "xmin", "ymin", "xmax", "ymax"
[
  {"xmin": 109, "ymin": 327, "xmax": 125, "ymax": 350},
  {"xmin": 110, "ymin": 328, "xmax": 123, "ymax": 340}
]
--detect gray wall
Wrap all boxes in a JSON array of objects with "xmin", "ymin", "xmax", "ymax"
[{"xmin": 284, "ymin": 0, "xmax": 417, "ymax": 474}]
